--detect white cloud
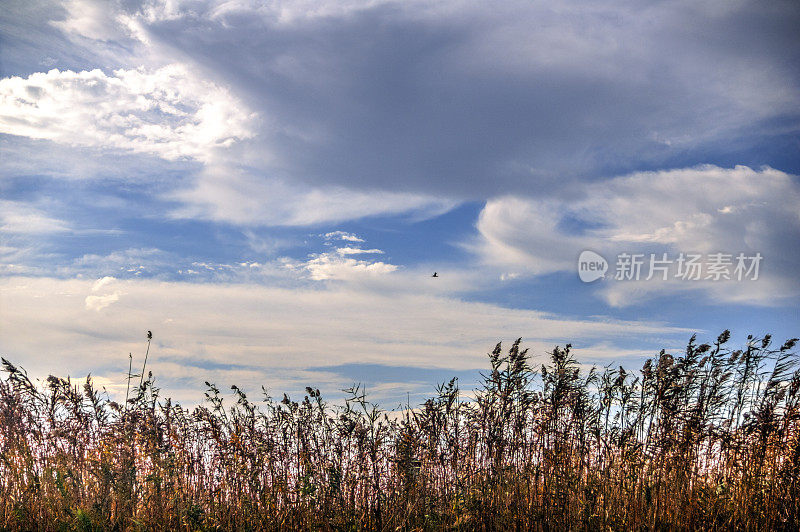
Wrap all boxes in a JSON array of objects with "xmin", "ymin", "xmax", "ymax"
[
  {"xmin": 473, "ymin": 165, "xmax": 800, "ymax": 306},
  {"xmin": 171, "ymin": 165, "xmax": 457, "ymax": 226},
  {"xmin": 336, "ymin": 247, "xmax": 383, "ymax": 255},
  {"xmin": 68, "ymin": 248, "xmax": 170, "ymax": 277},
  {"xmin": 0, "ymin": 65, "xmax": 257, "ymax": 162},
  {"xmin": 0, "ymin": 275, "xmax": 689, "ymax": 405},
  {"xmin": 91, "ymin": 276, "xmax": 116, "ymax": 291},
  {"xmin": 84, "ymin": 291, "xmax": 120, "ymax": 311},
  {"xmin": 324, "ymin": 231, "xmax": 365, "ymax": 242},
  {"xmin": 298, "ymin": 252, "xmax": 399, "ymax": 281},
  {"xmin": 0, "ymin": 200, "xmax": 71, "ymax": 234},
  {"xmin": 53, "ymin": 0, "xmax": 136, "ymax": 42}
]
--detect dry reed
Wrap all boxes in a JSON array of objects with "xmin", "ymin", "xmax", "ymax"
[{"xmin": 1, "ymin": 331, "xmax": 798, "ymax": 530}]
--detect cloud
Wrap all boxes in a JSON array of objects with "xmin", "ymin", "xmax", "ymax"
[
  {"xmin": 84, "ymin": 291, "xmax": 120, "ymax": 311},
  {"xmin": 472, "ymin": 165, "xmax": 800, "ymax": 306},
  {"xmin": 295, "ymin": 251, "xmax": 399, "ymax": 281},
  {"xmin": 0, "ymin": 65, "xmax": 257, "ymax": 162},
  {"xmin": 170, "ymin": 165, "xmax": 457, "ymax": 226},
  {"xmin": 7, "ymin": 0, "xmax": 797, "ymax": 203},
  {"xmin": 0, "ymin": 200, "xmax": 71, "ymax": 234},
  {"xmin": 0, "ymin": 134, "xmax": 198, "ymax": 183},
  {"xmin": 1, "ymin": 0, "xmax": 796, "ymax": 414},
  {"xmin": 69, "ymin": 247, "xmax": 171, "ymax": 277},
  {"xmin": 53, "ymin": 0, "xmax": 138, "ymax": 43},
  {"xmin": 336, "ymin": 247, "xmax": 383, "ymax": 255},
  {"xmin": 5, "ymin": 0, "xmax": 798, "ymax": 229},
  {"xmin": 323, "ymin": 231, "xmax": 365, "ymax": 242},
  {"xmin": 91, "ymin": 276, "xmax": 116, "ymax": 291},
  {"xmin": 0, "ymin": 275, "xmax": 689, "ymax": 405},
  {"xmin": 103, "ymin": 0, "xmax": 800, "ymax": 197}
]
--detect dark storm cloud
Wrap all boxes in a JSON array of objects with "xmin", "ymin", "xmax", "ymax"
[{"xmin": 130, "ymin": 0, "xmax": 800, "ymax": 198}]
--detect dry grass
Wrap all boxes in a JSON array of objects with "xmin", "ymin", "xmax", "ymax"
[{"xmin": 1, "ymin": 331, "xmax": 798, "ymax": 530}]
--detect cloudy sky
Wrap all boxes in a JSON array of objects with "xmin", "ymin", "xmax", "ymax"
[{"xmin": 1, "ymin": 0, "xmax": 798, "ymax": 407}]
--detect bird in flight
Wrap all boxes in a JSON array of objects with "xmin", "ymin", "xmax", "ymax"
[{"xmin": 432, "ymin": 272, "xmax": 438, "ymax": 278}]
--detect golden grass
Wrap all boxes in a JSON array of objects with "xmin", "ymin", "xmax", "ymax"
[{"xmin": 1, "ymin": 332, "xmax": 798, "ymax": 530}]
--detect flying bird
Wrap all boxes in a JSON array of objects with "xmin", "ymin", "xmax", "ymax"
[{"xmin": 432, "ymin": 272, "xmax": 438, "ymax": 278}]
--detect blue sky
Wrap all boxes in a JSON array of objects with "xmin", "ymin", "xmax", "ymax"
[{"xmin": 1, "ymin": 0, "xmax": 798, "ymax": 407}]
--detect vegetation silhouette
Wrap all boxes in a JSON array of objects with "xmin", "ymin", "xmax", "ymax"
[{"xmin": 0, "ymin": 331, "xmax": 798, "ymax": 530}]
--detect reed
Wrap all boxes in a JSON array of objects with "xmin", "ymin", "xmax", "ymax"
[{"xmin": 0, "ymin": 331, "xmax": 797, "ymax": 530}]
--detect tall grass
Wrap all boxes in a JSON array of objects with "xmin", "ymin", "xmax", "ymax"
[{"xmin": 1, "ymin": 331, "xmax": 798, "ymax": 530}]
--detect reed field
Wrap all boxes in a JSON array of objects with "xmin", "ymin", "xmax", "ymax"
[{"xmin": 1, "ymin": 331, "xmax": 798, "ymax": 530}]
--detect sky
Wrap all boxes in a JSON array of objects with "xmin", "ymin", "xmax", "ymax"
[{"xmin": 1, "ymin": 0, "xmax": 798, "ymax": 408}]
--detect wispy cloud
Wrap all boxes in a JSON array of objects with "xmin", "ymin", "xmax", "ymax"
[
  {"xmin": 0, "ymin": 275, "xmax": 690, "ymax": 405},
  {"xmin": 170, "ymin": 165, "xmax": 457, "ymax": 226},
  {"xmin": 0, "ymin": 200, "xmax": 71, "ymax": 234},
  {"xmin": 336, "ymin": 247, "xmax": 384, "ymax": 255}
]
